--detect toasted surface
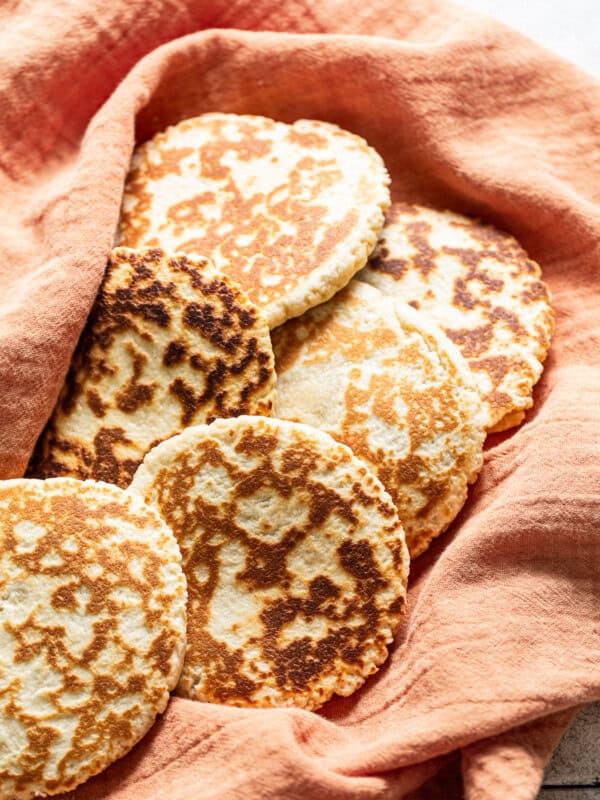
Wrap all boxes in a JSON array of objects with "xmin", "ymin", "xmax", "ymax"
[
  {"xmin": 359, "ymin": 203, "xmax": 555, "ymax": 431},
  {"xmin": 130, "ymin": 416, "xmax": 408, "ymax": 710},
  {"xmin": 29, "ymin": 247, "xmax": 275, "ymax": 488},
  {"xmin": 272, "ymin": 280, "xmax": 486, "ymax": 558},
  {"xmin": 0, "ymin": 478, "xmax": 186, "ymax": 800},
  {"xmin": 116, "ymin": 113, "xmax": 391, "ymax": 328}
]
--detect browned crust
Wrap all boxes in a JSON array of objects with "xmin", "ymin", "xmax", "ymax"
[
  {"xmin": 28, "ymin": 247, "xmax": 275, "ymax": 487},
  {"xmin": 364, "ymin": 203, "xmax": 555, "ymax": 430},
  {"xmin": 0, "ymin": 479, "xmax": 185, "ymax": 799},
  {"xmin": 131, "ymin": 417, "xmax": 408, "ymax": 710}
]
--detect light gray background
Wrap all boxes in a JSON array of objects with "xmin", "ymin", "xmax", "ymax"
[
  {"xmin": 456, "ymin": 3, "xmax": 600, "ymax": 798},
  {"xmin": 458, "ymin": 0, "xmax": 600, "ymax": 78}
]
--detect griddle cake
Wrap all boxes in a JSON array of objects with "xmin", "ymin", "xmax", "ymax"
[
  {"xmin": 130, "ymin": 416, "xmax": 409, "ymax": 711},
  {"xmin": 0, "ymin": 478, "xmax": 186, "ymax": 800},
  {"xmin": 29, "ymin": 247, "xmax": 275, "ymax": 488},
  {"xmin": 117, "ymin": 113, "xmax": 391, "ymax": 328},
  {"xmin": 359, "ymin": 203, "xmax": 554, "ymax": 431},
  {"xmin": 272, "ymin": 280, "xmax": 486, "ymax": 558}
]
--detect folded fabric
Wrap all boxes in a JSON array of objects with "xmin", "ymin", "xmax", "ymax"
[{"xmin": 1, "ymin": 1, "xmax": 599, "ymax": 798}]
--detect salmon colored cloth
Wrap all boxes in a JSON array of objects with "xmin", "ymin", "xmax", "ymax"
[{"xmin": 1, "ymin": 0, "xmax": 599, "ymax": 798}]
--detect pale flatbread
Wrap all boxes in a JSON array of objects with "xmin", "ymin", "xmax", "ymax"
[
  {"xmin": 116, "ymin": 113, "xmax": 390, "ymax": 328},
  {"xmin": 359, "ymin": 203, "xmax": 555, "ymax": 432},
  {"xmin": 130, "ymin": 416, "xmax": 409, "ymax": 711},
  {"xmin": 0, "ymin": 478, "xmax": 186, "ymax": 800},
  {"xmin": 272, "ymin": 280, "xmax": 486, "ymax": 558},
  {"xmin": 29, "ymin": 247, "xmax": 275, "ymax": 488}
]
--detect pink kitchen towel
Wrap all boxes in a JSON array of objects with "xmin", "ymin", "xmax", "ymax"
[{"xmin": 0, "ymin": 1, "xmax": 598, "ymax": 797}]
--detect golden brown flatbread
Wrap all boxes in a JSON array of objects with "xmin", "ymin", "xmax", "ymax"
[
  {"xmin": 272, "ymin": 280, "xmax": 486, "ymax": 557},
  {"xmin": 359, "ymin": 203, "xmax": 554, "ymax": 431},
  {"xmin": 117, "ymin": 113, "xmax": 390, "ymax": 328},
  {"xmin": 0, "ymin": 478, "xmax": 186, "ymax": 799},
  {"xmin": 29, "ymin": 247, "xmax": 275, "ymax": 487},
  {"xmin": 130, "ymin": 416, "xmax": 409, "ymax": 710}
]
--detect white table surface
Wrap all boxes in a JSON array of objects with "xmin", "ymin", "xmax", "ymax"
[{"xmin": 455, "ymin": 3, "xmax": 600, "ymax": 796}]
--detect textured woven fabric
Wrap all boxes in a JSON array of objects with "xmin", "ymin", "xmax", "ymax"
[{"xmin": 1, "ymin": 1, "xmax": 598, "ymax": 797}]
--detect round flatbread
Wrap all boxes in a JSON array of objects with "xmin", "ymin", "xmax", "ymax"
[
  {"xmin": 358, "ymin": 203, "xmax": 555, "ymax": 432},
  {"xmin": 272, "ymin": 280, "xmax": 486, "ymax": 558},
  {"xmin": 130, "ymin": 416, "xmax": 408, "ymax": 711},
  {"xmin": 0, "ymin": 478, "xmax": 186, "ymax": 800},
  {"xmin": 116, "ymin": 113, "xmax": 391, "ymax": 328},
  {"xmin": 29, "ymin": 247, "xmax": 275, "ymax": 488}
]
